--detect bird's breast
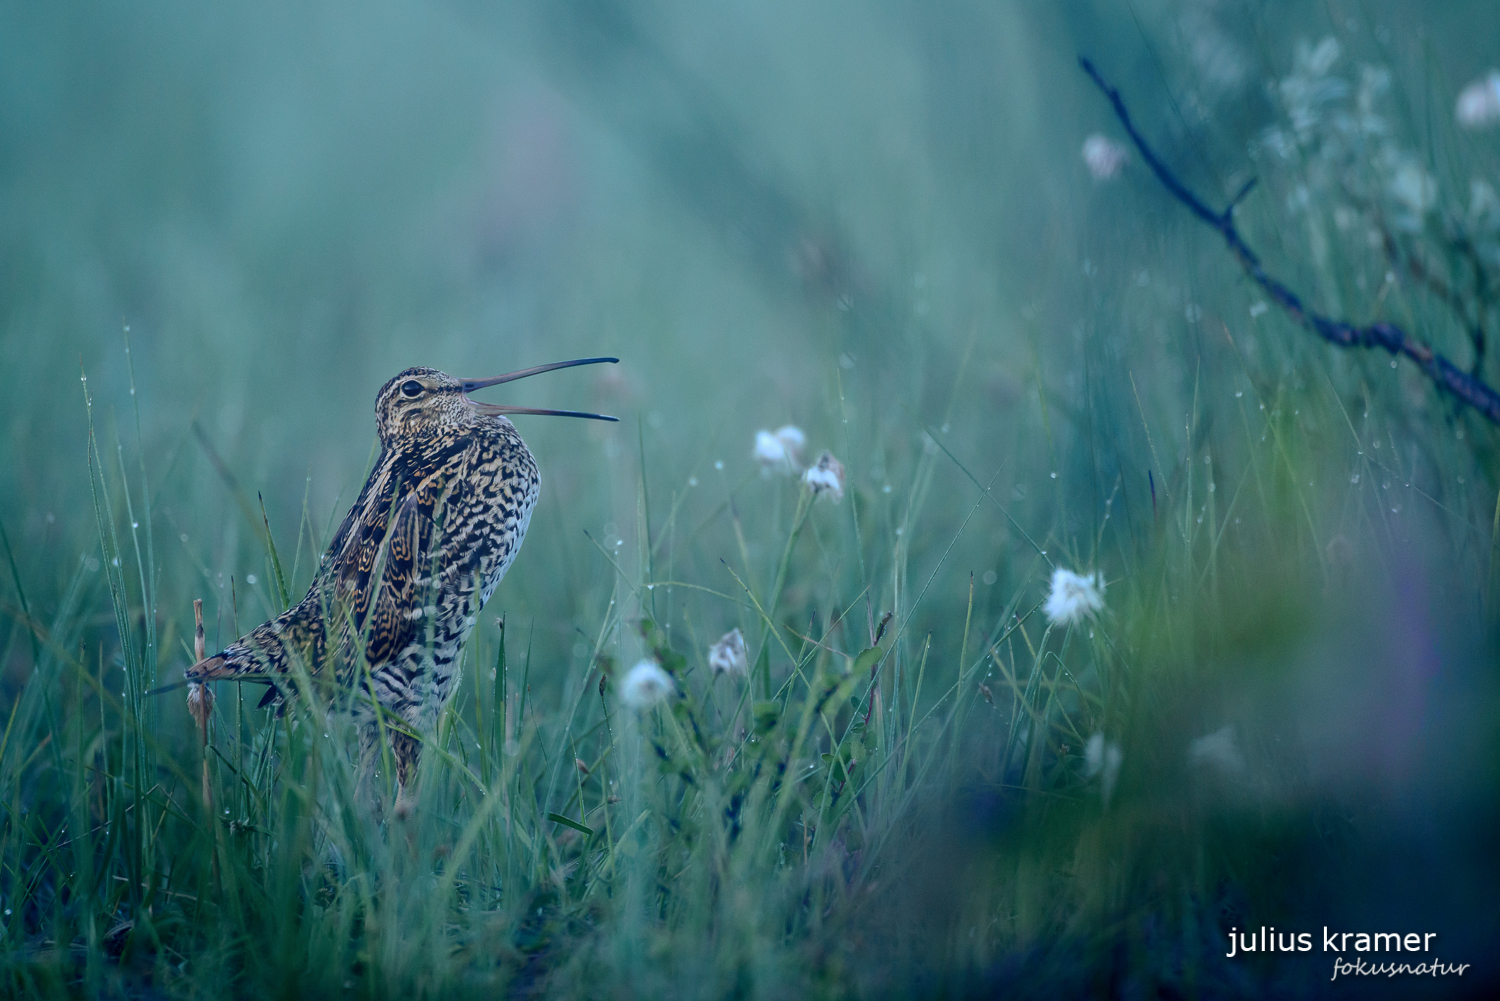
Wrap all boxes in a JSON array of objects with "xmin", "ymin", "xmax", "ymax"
[{"xmin": 457, "ymin": 425, "xmax": 540, "ymax": 592}]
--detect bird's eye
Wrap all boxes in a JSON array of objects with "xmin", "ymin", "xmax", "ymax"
[{"xmin": 400, "ymin": 380, "xmax": 423, "ymax": 399}]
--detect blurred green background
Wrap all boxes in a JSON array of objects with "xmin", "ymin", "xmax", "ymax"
[
  {"xmin": 3, "ymin": 0, "xmax": 1500, "ymax": 996},
  {"xmin": 0, "ymin": 0, "xmax": 1490, "ymax": 669}
]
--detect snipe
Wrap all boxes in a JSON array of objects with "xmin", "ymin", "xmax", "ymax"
[{"xmin": 185, "ymin": 357, "xmax": 617, "ymax": 815}]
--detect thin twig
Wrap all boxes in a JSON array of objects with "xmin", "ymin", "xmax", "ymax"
[
  {"xmin": 1079, "ymin": 56, "xmax": 1500, "ymax": 425},
  {"xmin": 1375, "ymin": 220, "xmax": 1490, "ymax": 377}
]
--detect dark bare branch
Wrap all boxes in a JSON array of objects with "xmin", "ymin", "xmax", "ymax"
[{"xmin": 1079, "ymin": 56, "xmax": 1500, "ymax": 425}]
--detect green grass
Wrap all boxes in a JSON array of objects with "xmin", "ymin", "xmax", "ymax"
[
  {"xmin": 3, "ymin": 327, "xmax": 1494, "ymax": 997},
  {"xmin": 4, "ymin": 3, "xmax": 1500, "ymax": 997}
]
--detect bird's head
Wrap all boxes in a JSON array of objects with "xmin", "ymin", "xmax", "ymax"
[{"xmin": 374, "ymin": 358, "xmax": 620, "ymax": 444}]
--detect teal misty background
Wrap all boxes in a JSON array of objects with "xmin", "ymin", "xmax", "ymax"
[{"xmin": 2, "ymin": 1, "xmax": 1498, "ymax": 997}]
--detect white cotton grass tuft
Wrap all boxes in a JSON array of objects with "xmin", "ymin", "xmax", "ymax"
[
  {"xmin": 1085, "ymin": 733, "xmax": 1123, "ymax": 806},
  {"xmin": 1456, "ymin": 71, "xmax": 1500, "ymax": 129},
  {"xmin": 1044, "ymin": 567, "xmax": 1106, "ymax": 626},
  {"xmin": 707, "ymin": 627, "xmax": 748, "ymax": 677},
  {"xmin": 620, "ymin": 659, "xmax": 674, "ymax": 709},
  {"xmin": 185, "ymin": 681, "xmax": 214, "ymax": 728},
  {"xmin": 774, "ymin": 424, "xmax": 805, "ymax": 454},
  {"xmin": 1082, "ymin": 134, "xmax": 1129, "ymax": 180},
  {"xmin": 1188, "ymin": 725, "xmax": 1245, "ymax": 775},
  {"xmin": 1388, "ymin": 160, "xmax": 1437, "ymax": 220},
  {"xmin": 753, "ymin": 425, "xmax": 806, "ymax": 474},
  {"xmin": 803, "ymin": 450, "xmax": 845, "ymax": 502},
  {"xmin": 1470, "ymin": 180, "xmax": 1500, "ymax": 230}
]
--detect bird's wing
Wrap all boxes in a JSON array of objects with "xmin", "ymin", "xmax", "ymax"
[
  {"xmin": 329, "ymin": 436, "xmax": 479, "ymax": 668},
  {"xmin": 178, "ymin": 439, "xmax": 478, "ymax": 689}
]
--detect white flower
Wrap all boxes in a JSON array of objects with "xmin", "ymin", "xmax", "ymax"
[
  {"xmin": 754, "ymin": 431, "xmax": 787, "ymax": 470},
  {"xmin": 707, "ymin": 628, "xmax": 748, "ymax": 677},
  {"xmin": 1085, "ymin": 733, "xmax": 1123, "ymax": 806},
  {"xmin": 1184, "ymin": 14, "xmax": 1247, "ymax": 92},
  {"xmin": 1470, "ymin": 180, "xmax": 1500, "ymax": 231},
  {"xmin": 620, "ymin": 659, "xmax": 674, "ymax": 709},
  {"xmin": 1388, "ymin": 160, "xmax": 1437, "ymax": 220},
  {"xmin": 1276, "ymin": 37, "xmax": 1347, "ymax": 139},
  {"xmin": 802, "ymin": 450, "xmax": 845, "ymax": 502},
  {"xmin": 1188, "ymin": 725, "xmax": 1245, "ymax": 775},
  {"xmin": 753, "ymin": 425, "xmax": 805, "ymax": 474},
  {"xmin": 1300, "ymin": 35, "xmax": 1342, "ymax": 77},
  {"xmin": 1082, "ymin": 134, "xmax": 1129, "ymax": 180},
  {"xmin": 1044, "ymin": 567, "xmax": 1105, "ymax": 626},
  {"xmin": 1456, "ymin": 71, "xmax": 1500, "ymax": 128}
]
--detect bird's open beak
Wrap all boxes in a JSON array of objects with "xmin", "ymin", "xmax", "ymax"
[{"xmin": 460, "ymin": 357, "xmax": 620, "ymax": 422}]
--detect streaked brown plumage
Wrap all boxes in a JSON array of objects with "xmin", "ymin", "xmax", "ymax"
[{"xmin": 185, "ymin": 358, "xmax": 617, "ymax": 815}]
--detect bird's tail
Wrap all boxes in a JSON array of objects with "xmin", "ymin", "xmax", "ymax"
[
  {"xmin": 203, "ymin": 600, "xmax": 328, "ymax": 678},
  {"xmin": 147, "ymin": 599, "xmax": 323, "ymax": 699},
  {"xmin": 145, "ymin": 653, "xmax": 264, "ymax": 697},
  {"xmin": 185, "ymin": 654, "xmax": 235, "ymax": 681}
]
